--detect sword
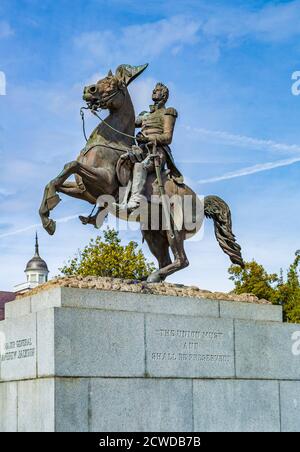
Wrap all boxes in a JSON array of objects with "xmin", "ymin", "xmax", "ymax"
[{"xmin": 150, "ymin": 140, "xmax": 175, "ymax": 241}]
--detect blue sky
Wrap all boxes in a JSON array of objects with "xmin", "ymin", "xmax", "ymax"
[{"xmin": 1, "ymin": 0, "xmax": 300, "ymax": 292}]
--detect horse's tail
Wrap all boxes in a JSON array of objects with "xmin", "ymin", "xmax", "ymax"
[{"xmin": 204, "ymin": 195, "xmax": 244, "ymax": 268}]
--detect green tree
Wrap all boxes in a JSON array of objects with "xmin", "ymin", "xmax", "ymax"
[
  {"xmin": 228, "ymin": 260, "xmax": 278, "ymax": 301},
  {"xmin": 229, "ymin": 253, "xmax": 300, "ymax": 323},
  {"xmin": 273, "ymin": 252, "xmax": 300, "ymax": 323},
  {"xmin": 60, "ymin": 228, "xmax": 155, "ymax": 280}
]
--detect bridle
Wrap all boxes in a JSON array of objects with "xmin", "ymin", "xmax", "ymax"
[{"xmin": 80, "ymin": 86, "xmax": 138, "ymax": 146}]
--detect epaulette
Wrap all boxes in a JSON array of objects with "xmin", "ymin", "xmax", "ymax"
[{"xmin": 165, "ymin": 107, "xmax": 178, "ymax": 117}]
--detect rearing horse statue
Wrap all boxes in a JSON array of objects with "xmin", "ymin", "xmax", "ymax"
[{"xmin": 39, "ymin": 63, "xmax": 244, "ymax": 282}]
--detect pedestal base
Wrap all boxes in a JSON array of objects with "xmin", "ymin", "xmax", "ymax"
[{"xmin": 0, "ymin": 287, "xmax": 299, "ymax": 432}]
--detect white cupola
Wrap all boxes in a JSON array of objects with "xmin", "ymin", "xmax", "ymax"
[{"xmin": 14, "ymin": 233, "xmax": 49, "ymax": 294}]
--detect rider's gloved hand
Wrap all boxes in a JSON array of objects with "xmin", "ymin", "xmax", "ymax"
[
  {"xmin": 120, "ymin": 151, "xmax": 137, "ymax": 163},
  {"xmin": 136, "ymin": 132, "xmax": 149, "ymax": 144},
  {"xmin": 121, "ymin": 146, "xmax": 146, "ymax": 163}
]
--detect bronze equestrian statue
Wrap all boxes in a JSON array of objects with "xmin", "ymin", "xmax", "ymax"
[{"xmin": 39, "ymin": 64, "xmax": 244, "ymax": 282}]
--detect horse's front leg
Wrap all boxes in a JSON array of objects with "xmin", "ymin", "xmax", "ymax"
[
  {"xmin": 40, "ymin": 159, "xmax": 116, "ymax": 235},
  {"xmin": 39, "ymin": 161, "xmax": 77, "ymax": 234},
  {"xmin": 39, "ymin": 160, "xmax": 101, "ymax": 235}
]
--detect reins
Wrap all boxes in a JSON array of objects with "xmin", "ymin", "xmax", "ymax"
[
  {"xmin": 92, "ymin": 109, "xmax": 138, "ymax": 143},
  {"xmin": 80, "ymin": 89, "xmax": 138, "ymax": 147},
  {"xmin": 80, "ymin": 107, "xmax": 90, "ymax": 142}
]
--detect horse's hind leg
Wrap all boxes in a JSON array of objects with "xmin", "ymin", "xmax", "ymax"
[
  {"xmin": 146, "ymin": 230, "xmax": 189, "ymax": 283},
  {"xmin": 142, "ymin": 230, "xmax": 172, "ymax": 277}
]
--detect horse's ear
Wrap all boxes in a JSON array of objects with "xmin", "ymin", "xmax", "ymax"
[
  {"xmin": 108, "ymin": 69, "xmax": 113, "ymax": 77},
  {"xmin": 115, "ymin": 64, "xmax": 148, "ymax": 86}
]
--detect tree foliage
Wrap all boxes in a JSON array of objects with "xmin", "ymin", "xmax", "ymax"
[
  {"xmin": 228, "ymin": 261, "xmax": 278, "ymax": 301},
  {"xmin": 60, "ymin": 228, "xmax": 155, "ymax": 280},
  {"xmin": 229, "ymin": 252, "xmax": 300, "ymax": 323},
  {"xmin": 273, "ymin": 252, "xmax": 300, "ymax": 323}
]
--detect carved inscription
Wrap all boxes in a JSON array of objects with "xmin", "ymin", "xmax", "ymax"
[
  {"xmin": 151, "ymin": 328, "xmax": 231, "ymax": 363},
  {"xmin": 156, "ymin": 328, "xmax": 224, "ymax": 340},
  {"xmin": 0, "ymin": 337, "xmax": 35, "ymax": 362}
]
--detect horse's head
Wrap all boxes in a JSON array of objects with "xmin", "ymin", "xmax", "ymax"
[{"xmin": 83, "ymin": 64, "xmax": 148, "ymax": 111}]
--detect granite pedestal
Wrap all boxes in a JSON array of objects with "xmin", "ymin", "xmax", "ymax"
[{"xmin": 0, "ymin": 287, "xmax": 299, "ymax": 432}]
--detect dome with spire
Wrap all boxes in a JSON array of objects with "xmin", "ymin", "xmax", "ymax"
[
  {"xmin": 25, "ymin": 234, "xmax": 49, "ymax": 272},
  {"xmin": 14, "ymin": 233, "xmax": 50, "ymax": 294}
]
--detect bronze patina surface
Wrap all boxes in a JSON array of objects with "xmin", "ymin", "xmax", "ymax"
[{"xmin": 39, "ymin": 64, "xmax": 244, "ymax": 282}]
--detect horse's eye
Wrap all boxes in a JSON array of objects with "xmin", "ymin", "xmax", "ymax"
[{"xmin": 89, "ymin": 86, "xmax": 97, "ymax": 94}]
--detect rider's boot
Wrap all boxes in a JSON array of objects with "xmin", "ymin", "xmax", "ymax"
[{"xmin": 114, "ymin": 163, "xmax": 147, "ymax": 212}]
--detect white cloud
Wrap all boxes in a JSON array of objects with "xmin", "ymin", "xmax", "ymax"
[
  {"xmin": 74, "ymin": 15, "xmax": 200, "ymax": 64},
  {"xmin": 198, "ymin": 156, "xmax": 300, "ymax": 184},
  {"xmin": 73, "ymin": 4, "xmax": 300, "ymax": 69},
  {"xmin": 202, "ymin": 1, "xmax": 300, "ymax": 43}
]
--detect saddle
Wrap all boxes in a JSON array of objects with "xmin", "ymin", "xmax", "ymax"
[{"xmin": 116, "ymin": 145, "xmax": 184, "ymax": 188}]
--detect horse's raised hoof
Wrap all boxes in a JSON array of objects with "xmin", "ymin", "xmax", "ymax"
[
  {"xmin": 147, "ymin": 271, "xmax": 163, "ymax": 283},
  {"xmin": 44, "ymin": 219, "xmax": 56, "ymax": 236}
]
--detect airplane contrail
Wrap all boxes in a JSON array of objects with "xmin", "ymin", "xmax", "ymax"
[
  {"xmin": 198, "ymin": 156, "xmax": 300, "ymax": 184},
  {"xmin": 185, "ymin": 126, "xmax": 300, "ymax": 154},
  {"xmin": 0, "ymin": 188, "xmax": 13, "ymax": 196},
  {"xmin": 0, "ymin": 213, "xmax": 87, "ymax": 239}
]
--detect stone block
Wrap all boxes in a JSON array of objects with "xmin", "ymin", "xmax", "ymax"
[
  {"xmin": 145, "ymin": 314, "xmax": 235, "ymax": 378},
  {"xmin": 0, "ymin": 314, "xmax": 37, "ymax": 381},
  {"xmin": 18, "ymin": 379, "xmax": 55, "ymax": 432},
  {"xmin": 235, "ymin": 320, "xmax": 300, "ymax": 379},
  {"xmin": 193, "ymin": 380, "xmax": 280, "ymax": 432},
  {"xmin": 30, "ymin": 287, "xmax": 62, "ymax": 313},
  {"xmin": 8, "ymin": 287, "xmax": 283, "ymax": 324},
  {"xmin": 0, "ymin": 382, "xmax": 17, "ymax": 432},
  {"xmin": 50, "ymin": 308, "xmax": 145, "ymax": 377},
  {"xmin": 30, "ymin": 287, "xmax": 220, "ymax": 319},
  {"xmin": 220, "ymin": 300, "xmax": 282, "ymax": 322},
  {"xmin": 37, "ymin": 309, "xmax": 55, "ymax": 377},
  {"xmin": 55, "ymin": 378, "xmax": 89, "ymax": 432},
  {"xmin": 280, "ymin": 381, "xmax": 300, "ymax": 432},
  {"xmin": 89, "ymin": 378, "xmax": 193, "ymax": 432},
  {"xmin": 5, "ymin": 297, "xmax": 31, "ymax": 319}
]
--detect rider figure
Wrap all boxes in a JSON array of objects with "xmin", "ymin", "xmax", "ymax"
[{"xmin": 117, "ymin": 82, "xmax": 182, "ymax": 212}]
